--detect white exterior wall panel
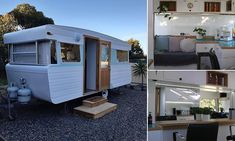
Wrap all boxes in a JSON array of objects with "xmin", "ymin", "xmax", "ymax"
[
  {"xmin": 5, "ymin": 64, "xmax": 51, "ymax": 102},
  {"xmin": 110, "ymin": 64, "xmax": 131, "ymax": 88},
  {"xmin": 48, "ymin": 65, "xmax": 83, "ymax": 104}
]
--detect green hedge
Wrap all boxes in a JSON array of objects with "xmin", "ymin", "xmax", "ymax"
[{"xmin": 0, "ymin": 78, "xmax": 7, "ymax": 86}]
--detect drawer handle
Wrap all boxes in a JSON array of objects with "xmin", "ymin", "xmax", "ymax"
[{"xmin": 179, "ymin": 78, "xmax": 182, "ymax": 81}]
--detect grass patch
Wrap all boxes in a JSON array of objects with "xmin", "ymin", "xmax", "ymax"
[{"xmin": 0, "ymin": 78, "xmax": 7, "ymax": 86}]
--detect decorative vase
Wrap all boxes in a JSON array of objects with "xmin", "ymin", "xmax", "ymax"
[
  {"xmin": 195, "ymin": 114, "xmax": 202, "ymax": 120},
  {"xmin": 202, "ymin": 114, "xmax": 210, "ymax": 121},
  {"xmin": 196, "ymin": 35, "xmax": 203, "ymax": 40}
]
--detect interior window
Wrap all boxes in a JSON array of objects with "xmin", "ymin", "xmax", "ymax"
[
  {"xmin": 219, "ymin": 99, "xmax": 228, "ymax": 112},
  {"xmin": 200, "ymin": 98, "xmax": 217, "ymax": 111},
  {"xmin": 51, "ymin": 41, "xmax": 57, "ymax": 64},
  {"xmin": 61, "ymin": 43, "xmax": 80, "ymax": 63},
  {"xmin": 117, "ymin": 50, "xmax": 128, "ymax": 62}
]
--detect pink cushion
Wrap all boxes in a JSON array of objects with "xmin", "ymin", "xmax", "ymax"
[{"xmin": 169, "ymin": 36, "xmax": 184, "ymax": 52}]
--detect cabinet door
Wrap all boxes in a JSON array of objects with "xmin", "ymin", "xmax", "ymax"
[{"xmin": 163, "ymin": 71, "xmax": 206, "ymax": 85}]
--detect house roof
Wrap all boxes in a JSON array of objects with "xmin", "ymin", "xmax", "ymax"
[{"xmin": 4, "ymin": 24, "xmax": 131, "ymax": 50}]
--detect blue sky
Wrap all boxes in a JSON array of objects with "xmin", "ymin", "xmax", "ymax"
[{"xmin": 0, "ymin": 0, "xmax": 147, "ymax": 54}]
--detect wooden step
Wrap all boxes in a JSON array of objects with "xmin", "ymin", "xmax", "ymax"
[
  {"xmin": 83, "ymin": 96, "xmax": 108, "ymax": 107},
  {"xmin": 74, "ymin": 102, "xmax": 117, "ymax": 119}
]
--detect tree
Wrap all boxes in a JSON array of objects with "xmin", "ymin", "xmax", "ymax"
[
  {"xmin": 0, "ymin": 14, "xmax": 18, "ymax": 65},
  {"xmin": 132, "ymin": 61, "xmax": 147, "ymax": 91},
  {"xmin": 128, "ymin": 38, "xmax": 145, "ymax": 59},
  {"xmin": 10, "ymin": 3, "xmax": 54, "ymax": 29},
  {"xmin": 0, "ymin": 4, "xmax": 54, "ymax": 65}
]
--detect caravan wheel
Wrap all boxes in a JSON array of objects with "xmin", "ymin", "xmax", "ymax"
[{"xmin": 102, "ymin": 90, "xmax": 109, "ymax": 99}]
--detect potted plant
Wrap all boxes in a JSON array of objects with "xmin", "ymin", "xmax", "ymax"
[
  {"xmin": 202, "ymin": 107, "xmax": 212, "ymax": 121},
  {"xmin": 190, "ymin": 107, "xmax": 198, "ymax": 120},
  {"xmin": 193, "ymin": 27, "xmax": 206, "ymax": 39},
  {"xmin": 156, "ymin": 5, "xmax": 173, "ymax": 20},
  {"xmin": 192, "ymin": 107, "xmax": 203, "ymax": 120}
]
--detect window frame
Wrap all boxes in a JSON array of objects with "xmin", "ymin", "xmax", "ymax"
[
  {"xmin": 59, "ymin": 42, "xmax": 81, "ymax": 64},
  {"xmin": 10, "ymin": 41, "xmax": 38, "ymax": 65},
  {"xmin": 200, "ymin": 98, "xmax": 220, "ymax": 112},
  {"xmin": 50, "ymin": 40, "xmax": 57, "ymax": 65},
  {"xmin": 9, "ymin": 40, "xmax": 55, "ymax": 66},
  {"xmin": 116, "ymin": 50, "xmax": 129, "ymax": 63}
]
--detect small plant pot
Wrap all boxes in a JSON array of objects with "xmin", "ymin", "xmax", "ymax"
[
  {"xmin": 195, "ymin": 114, "xmax": 202, "ymax": 120},
  {"xmin": 196, "ymin": 35, "xmax": 203, "ymax": 40},
  {"xmin": 202, "ymin": 114, "xmax": 210, "ymax": 121}
]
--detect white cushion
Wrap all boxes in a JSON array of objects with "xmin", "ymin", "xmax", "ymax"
[{"xmin": 180, "ymin": 38, "xmax": 195, "ymax": 52}]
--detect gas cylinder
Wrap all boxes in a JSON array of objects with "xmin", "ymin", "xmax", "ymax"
[
  {"xmin": 7, "ymin": 83, "xmax": 19, "ymax": 100},
  {"xmin": 17, "ymin": 85, "xmax": 31, "ymax": 104}
]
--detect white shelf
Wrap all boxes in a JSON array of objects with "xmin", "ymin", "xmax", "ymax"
[
  {"xmin": 154, "ymin": 12, "xmax": 235, "ymax": 15},
  {"xmin": 12, "ymin": 52, "xmax": 36, "ymax": 55}
]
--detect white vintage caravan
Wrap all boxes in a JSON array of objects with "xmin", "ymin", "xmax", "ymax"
[{"xmin": 3, "ymin": 25, "xmax": 131, "ymax": 104}]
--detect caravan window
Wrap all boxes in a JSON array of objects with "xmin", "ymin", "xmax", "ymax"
[
  {"xmin": 61, "ymin": 43, "xmax": 80, "ymax": 63},
  {"xmin": 12, "ymin": 42, "xmax": 37, "ymax": 64},
  {"xmin": 11, "ymin": 40, "xmax": 54, "ymax": 65},
  {"xmin": 117, "ymin": 50, "xmax": 128, "ymax": 62}
]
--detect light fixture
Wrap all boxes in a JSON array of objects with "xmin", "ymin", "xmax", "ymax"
[
  {"xmin": 182, "ymin": 91, "xmax": 193, "ymax": 94},
  {"xmin": 176, "ymin": 88, "xmax": 188, "ymax": 91},
  {"xmin": 160, "ymin": 21, "xmax": 167, "ymax": 26},
  {"xmin": 75, "ymin": 34, "xmax": 81, "ymax": 42},
  {"xmin": 200, "ymin": 88, "xmax": 217, "ymax": 92},
  {"xmin": 190, "ymin": 94, "xmax": 201, "ymax": 100},
  {"xmin": 156, "ymin": 82, "xmax": 232, "ymax": 93},
  {"xmin": 201, "ymin": 17, "xmax": 209, "ymax": 25},
  {"xmin": 203, "ymin": 85, "xmax": 217, "ymax": 89},
  {"xmin": 170, "ymin": 89, "xmax": 182, "ymax": 96},
  {"xmin": 166, "ymin": 101, "xmax": 194, "ymax": 104},
  {"xmin": 181, "ymin": 96, "xmax": 188, "ymax": 100},
  {"xmin": 155, "ymin": 82, "xmax": 199, "ymax": 90}
]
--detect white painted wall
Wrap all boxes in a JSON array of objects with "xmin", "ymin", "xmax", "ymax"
[
  {"xmin": 148, "ymin": 0, "xmax": 155, "ymax": 60},
  {"xmin": 148, "ymin": 79, "xmax": 156, "ymax": 122},
  {"xmin": 200, "ymin": 90, "xmax": 220, "ymax": 99},
  {"xmin": 86, "ymin": 40, "xmax": 97, "ymax": 90},
  {"xmin": 110, "ymin": 64, "xmax": 131, "ymax": 88},
  {"xmin": 155, "ymin": 14, "xmax": 235, "ymax": 36},
  {"xmin": 160, "ymin": 87, "xmax": 166, "ymax": 116}
]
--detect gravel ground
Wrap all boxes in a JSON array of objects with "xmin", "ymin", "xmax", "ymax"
[{"xmin": 0, "ymin": 87, "xmax": 147, "ymax": 141}]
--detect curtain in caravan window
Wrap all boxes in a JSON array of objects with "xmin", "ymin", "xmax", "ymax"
[
  {"xmin": 61, "ymin": 43, "xmax": 80, "ymax": 62},
  {"xmin": 12, "ymin": 42, "xmax": 37, "ymax": 64},
  {"xmin": 38, "ymin": 41, "xmax": 51, "ymax": 65},
  {"xmin": 117, "ymin": 50, "xmax": 128, "ymax": 62}
]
